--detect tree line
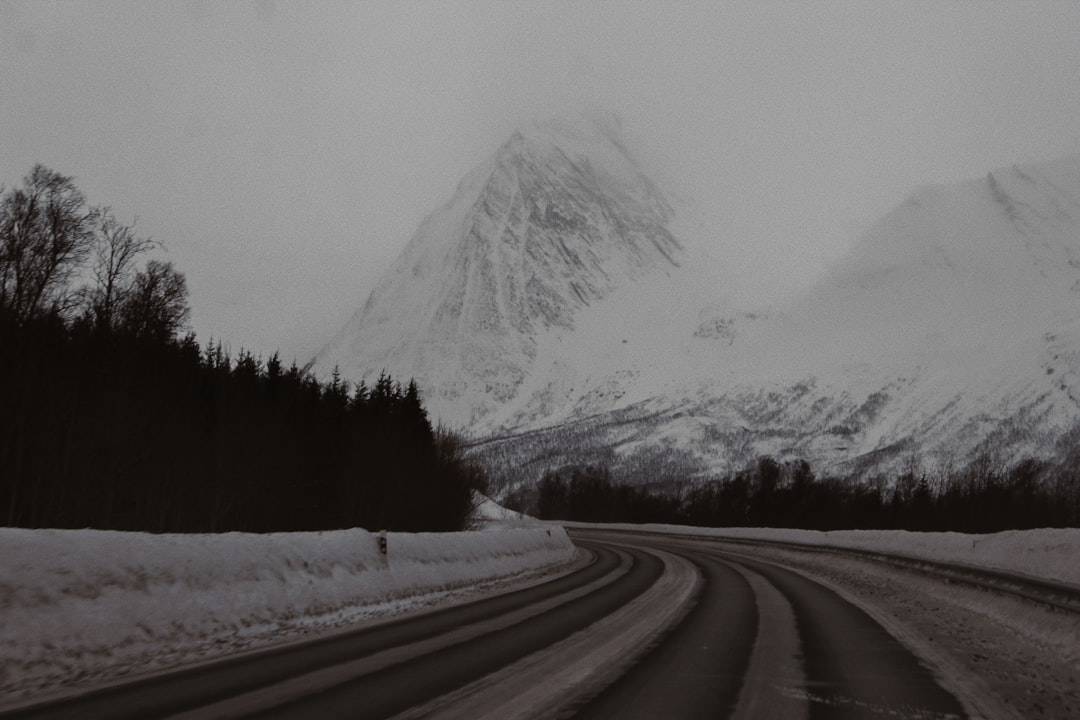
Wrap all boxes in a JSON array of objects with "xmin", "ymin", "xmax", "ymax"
[
  {"xmin": 1, "ymin": 165, "xmax": 485, "ymax": 533},
  {"xmin": 520, "ymin": 451, "xmax": 1080, "ymax": 532}
]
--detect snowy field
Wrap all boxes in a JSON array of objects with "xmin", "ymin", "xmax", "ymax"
[
  {"xmin": 567, "ymin": 522, "xmax": 1080, "ymax": 587},
  {"xmin": 0, "ymin": 523, "xmax": 574, "ymax": 703}
]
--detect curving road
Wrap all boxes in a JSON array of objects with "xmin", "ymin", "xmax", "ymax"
[
  {"xmin": 6, "ymin": 528, "xmax": 1003, "ymax": 720},
  {"xmin": 573, "ymin": 531, "xmax": 966, "ymax": 720}
]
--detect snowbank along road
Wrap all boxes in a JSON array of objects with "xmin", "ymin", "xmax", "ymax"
[{"xmin": 5, "ymin": 527, "xmax": 1079, "ymax": 719}]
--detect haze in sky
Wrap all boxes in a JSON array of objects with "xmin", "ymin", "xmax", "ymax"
[{"xmin": 3, "ymin": 1, "xmax": 1080, "ymax": 364}]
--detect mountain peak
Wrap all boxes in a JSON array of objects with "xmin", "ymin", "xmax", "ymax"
[
  {"xmin": 493, "ymin": 116, "xmax": 633, "ymax": 171},
  {"xmin": 315, "ymin": 120, "xmax": 683, "ymax": 426}
]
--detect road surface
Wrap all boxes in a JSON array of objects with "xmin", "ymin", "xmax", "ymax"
[{"xmin": 8, "ymin": 527, "xmax": 1073, "ymax": 719}]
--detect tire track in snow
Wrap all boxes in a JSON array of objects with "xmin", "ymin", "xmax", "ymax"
[
  {"xmin": 6, "ymin": 544, "xmax": 617, "ymax": 720},
  {"xmin": 391, "ymin": 539, "xmax": 700, "ymax": 720},
  {"xmin": 245, "ymin": 543, "xmax": 666, "ymax": 719},
  {"xmin": 570, "ymin": 530, "xmax": 967, "ymax": 720}
]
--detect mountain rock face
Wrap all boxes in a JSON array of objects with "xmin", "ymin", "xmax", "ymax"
[
  {"xmin": 316, "ymin": 118, "xmax": 682, "ymax": 426},
  {"xmin": 320, "ymin": 124, "xmax": 1080, "ymax": 487}
]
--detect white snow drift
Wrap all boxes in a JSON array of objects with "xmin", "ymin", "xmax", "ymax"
[
  {"xmin": 0, "ymin": 525, "xmax": 575, "ymax": 703},
  {"xmin": 571, "ymin": 523, "xmax": 1080, "ymax": 587}
]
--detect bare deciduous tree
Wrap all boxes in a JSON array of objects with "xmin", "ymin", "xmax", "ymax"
[
  {"xmin": 83, "ymin": 210, "xmax": 157, "ymax": 330},
  {"xmin": 118, "ymin": 259, "xmax": 190, "ymax": 339},
  {"xmin": 119, "ymin": 259, "xmax": 192, "ymax": 341},
  {"xmin": 0, "ymin": 165, "xmax": 97, "ymax": 322}
]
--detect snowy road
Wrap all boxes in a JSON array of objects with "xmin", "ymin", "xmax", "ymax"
[
  {"xmin": 7, "ymin": 529, "xmax": 1079, "ymax": 719},
  {"xmin": 575, "ymin": 532, "xmax": 964, "ymax": 719}
]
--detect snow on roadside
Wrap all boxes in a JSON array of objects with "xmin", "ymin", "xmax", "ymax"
[
  {"xmin": 472, "ymin": 491, "xmax": 541, "ymax": 527},
  {"xmin": 0, "ymin": 525, "xmax": 575, "ymax": 703},
  {"xmin": 565, "ymin": 522, "xmax": 1080, "ymax": 588}
]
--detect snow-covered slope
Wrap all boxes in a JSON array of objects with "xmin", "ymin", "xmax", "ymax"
[
  {"xmin": 316, "ymin": 118, "xmax": 684, "ymax": 426},
  {"xmin": 472, "ymin": 491, "xmax": 539, "ymax": 527},
  {"xmin": 471, "ymin": 155, "xmax": 1080, "ymax": 483},
  {"xmin": 321, "ymin": 128, "xmax": 1080, "ymax": 484},
  {"xmin": 792, "ymin": 157, "xmax": 1080, "ymax": 365},
  {"xmin": 566, "ymin": 523, "xmax": 1080, "ymax": 588}
]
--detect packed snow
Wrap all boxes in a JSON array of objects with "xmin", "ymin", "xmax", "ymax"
[
  {"xmin": 0, "ymin": 524, "xmax": 575, "ymax": 703},
  {"xmin": 567, "ymin": 522, "xmax": 1080, "ymax": 588}
]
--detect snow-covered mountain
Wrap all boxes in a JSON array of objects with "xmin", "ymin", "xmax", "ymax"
[
  {"xmin": 473, "ymin": 155, "xmax": 1080, "ymax": 484},
  {"xmin": 316, "ymin": 118, "xmax": 684, "ymax": 426},
  {"xmin": 319, "ymin": 123, "xmax": 1080, "ymax": 486}
]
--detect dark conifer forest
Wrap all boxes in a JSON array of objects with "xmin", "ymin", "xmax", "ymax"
[
  {"xmin": 522, "ymin": 454, "xmax": 1080, "ymax": 532},
  {"xmin": 0, "ymin": 165, "xmax": 484, "ymax": 533}
]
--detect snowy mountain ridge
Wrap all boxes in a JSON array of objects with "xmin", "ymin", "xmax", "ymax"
[
  {"xmin": 316, "ymin": 117, "xmax": 684, "ymax": 426},
  {"xmin": 318, "ymin": 123, "xmax": 1080, "ymax": 485}
]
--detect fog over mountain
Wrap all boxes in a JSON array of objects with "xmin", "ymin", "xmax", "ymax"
[
  {"xmin": 7, "ymin": 1, "xmax": 1080, "ymax": 484},
  {"xmin": 5, "ymin": 3, "xmax": 1080, "ymax": 363},
  {"xmin": 316, "ymin": 117, "xmax": 687, "ymax": 425},
  {"xmin": 317, "ymin": 118, "xmax": 1080, "ymax": 485}
]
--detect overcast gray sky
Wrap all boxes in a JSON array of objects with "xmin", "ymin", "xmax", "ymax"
[{"xmin": 3, "ymin": 1, "xmax": 1080, "ymax": 363}]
